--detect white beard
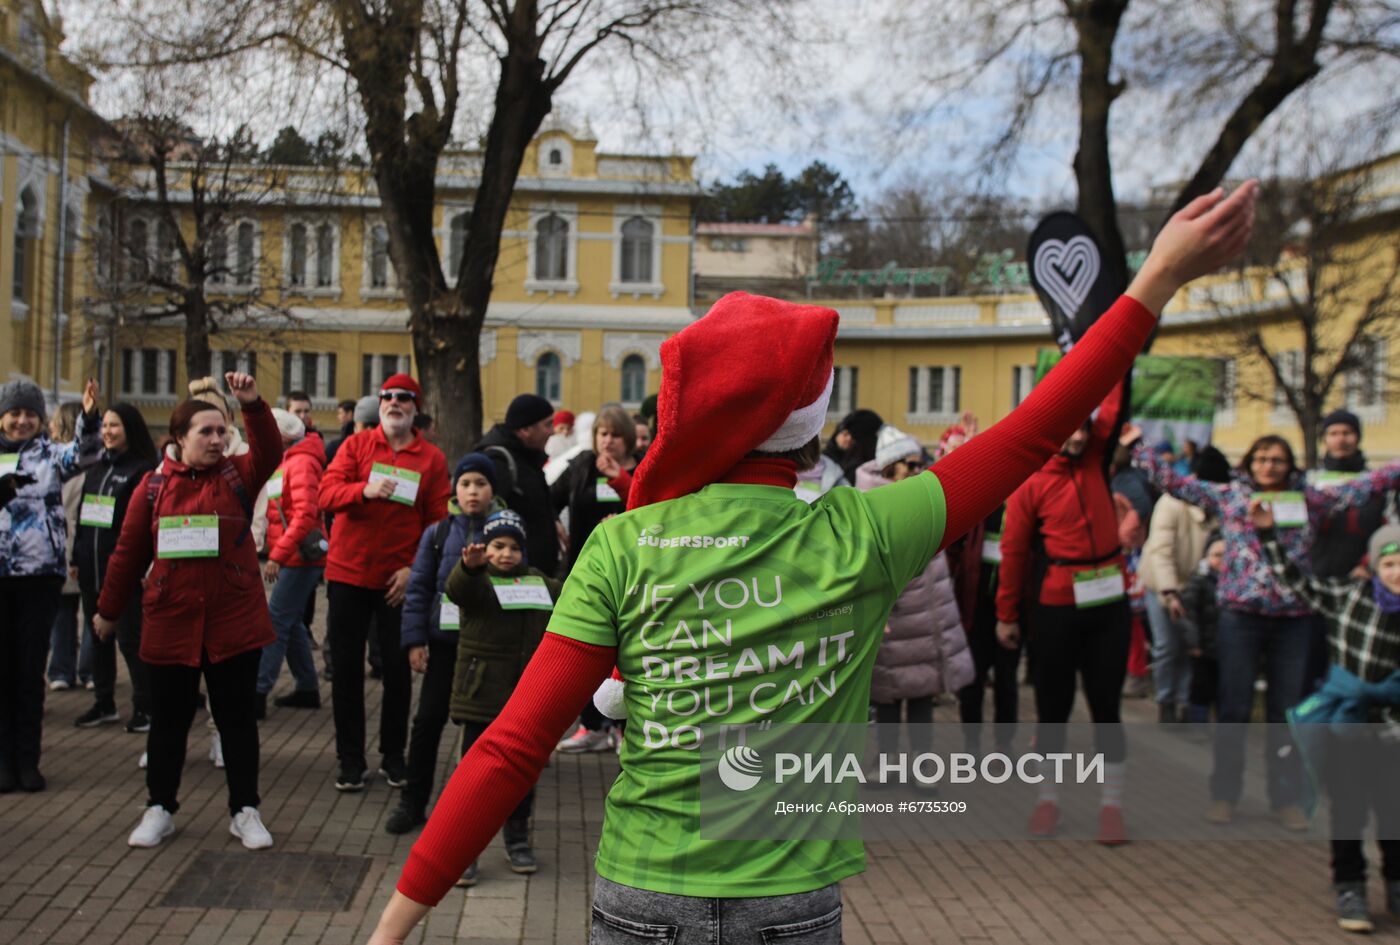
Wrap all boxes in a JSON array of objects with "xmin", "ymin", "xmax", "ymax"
[{"xmin": 381, "ymin": 414, "xmax": 413, "ymax": 438}]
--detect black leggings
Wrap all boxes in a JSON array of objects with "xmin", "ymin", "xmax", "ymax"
[
  {"xmin": 958, "ymin": 599, "xmax": 1022, "ymax": 737},
  {"xmin": 0, "ymin": 576, "xmax": 62, "ymax": 769},
  {"xmin": 1030, "ymin": 600, "xmax": 1130, "ymax": 763},
  {"xmin": 81, "ymin": 588, "xmax": 149, "ymax": 715},
  {"xmin": 328, "ymin": 581, "xmax": 410, "ymax": 768},
  {"xmin": 1328, "ymin": 732, "xmax": 1400, "ymax": 885},
  {"xmin": 873, "ymin": 697, "xmax": 934, "ymax": 755},
  {"xmin": 146, "ymin": 648, "xmax": 261, "ymax": 815}
]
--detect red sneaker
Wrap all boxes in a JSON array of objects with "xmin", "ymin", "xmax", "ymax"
[
  {"xmin": 1028, "ymin": 800, "xmax": 1060, "ymax": 837},
  {"xmin": 1097, "ymin": 805, "xmax": 1128, "ymax": 845}
]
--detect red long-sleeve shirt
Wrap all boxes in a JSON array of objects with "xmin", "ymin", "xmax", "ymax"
[{"xmin": 397, "ymin": 294, "xmax": 1158, "ymax": 905}]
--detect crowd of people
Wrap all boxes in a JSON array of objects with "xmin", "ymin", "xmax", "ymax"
[{"xmin": 1, "ymin": 180, "xmax": 1396, "ymax": 940}]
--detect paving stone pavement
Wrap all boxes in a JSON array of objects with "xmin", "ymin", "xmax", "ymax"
[{"xmin": 3, "ymin": 590, "xmax": 1398, "ymax": 943}]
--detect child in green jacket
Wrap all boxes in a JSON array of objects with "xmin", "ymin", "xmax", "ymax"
[{"xmin": 444, "ymin": 509, "xmax": 562, "ymax": 887}]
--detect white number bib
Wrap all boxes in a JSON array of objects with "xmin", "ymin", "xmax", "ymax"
[
  {"xmin": 1073, "ymin": 565, "xmax": 1125, "ymax": 609},
  {"xmin": 491, "ymin": 576, "xmax": 554, "ymax": 611},
  {"xmin": 266, "ymin": 470, "xmax": 284, "ymax": 499},
  {"xmin": 157, "ymin": 515, "xmax": 220, "ymax": 559},
  {"xmin": 595, "ymin": 478, "xmax": 622, "ymax": 503},
  {"xmin": 794, "ymin": 481, "xmax": 823, "ymax": 504},
  {"xmin": 0, "ymin": 453, "xmax": 18, "ymax": 475},
  {"xmin": 1269, "ymin": 491, "xmax": 1308, "ymax": 528},
  {"xmin": 439, "ymin": 594, "xmax": 461, "ymax": 631},
  {"xmin": 369, "ymin": 463, "xmax": 421, "ymax": 506},
  {"xmin": 80, "ymin": 494, "xmax": 117, "ymax": 528},
  {"xmin": 982, "ymin": 531, "xmax": 1003, "ymax": 564}
]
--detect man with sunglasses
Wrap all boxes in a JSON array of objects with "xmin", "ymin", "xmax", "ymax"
[{"xmin": 319, "ymin": 373, "xmax": 451, "ymax": 793}]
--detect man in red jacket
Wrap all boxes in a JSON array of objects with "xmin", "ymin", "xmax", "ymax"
[
  {"xmin": 318, "ymin": 374, "xmax": 450, "ymax": 793},
  {"xmin": 995, "ymin": 377, "xmax": 1131, "ymax": 845}
]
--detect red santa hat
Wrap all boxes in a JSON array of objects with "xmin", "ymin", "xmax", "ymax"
[
  {"xmin": 379, "ymin": 373, "xmax": 422, "ymax": 401},
  {"xmin": 627, "ymin": 292, "xmax": 838, "ymax": 509}
]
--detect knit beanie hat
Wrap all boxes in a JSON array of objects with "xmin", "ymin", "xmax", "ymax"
[
  {"xmin": 379, "ymin": 373, "xmax": 421, "ymax": 401},
  {"xmin": 553, "ymin": 410, "xmax": 575, "ymax": 427},
  {"xmin": 873, "ymin": 424, "xmax": 923, "ymax": 471},
  {"xmin": 188, "ymin": 376, "xmax": 233, "ymax": 421},
  {"xmin": 0, "ymin": 380, "xmax": 46, "ymax": 423},
  {"xmin": 353, "ymin": 395, "xmax": 379, "ymax": 426},
  {"xmin": 1369, "ymin": 524, "xmax": 1400, "ymax": 566},
  {"xmin": 453, "ymin": 452, "xmax": 498, "ymax": 492},
  {"xmin": 505, "ymin": 394, "xmax": 554, "ymax": 431},
  {"xmin": 271, "ymin": 408, "xmax": 305, "ymax": 442},
  {"xmin": 1322, "ymin": 408, "xmax": 1362, "ymax": 439},
  {"xmin": 483, "ymin": 509, "xmax": 527, "ymax": 547},
  {"xmin": 628, "ymin": 292, "xmax": 837, "ymax": 509}
]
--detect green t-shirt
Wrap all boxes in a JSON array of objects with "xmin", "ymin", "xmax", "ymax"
[{"xmin": 548, "ymin": 476, "xmax": 948, "ymax": 896}]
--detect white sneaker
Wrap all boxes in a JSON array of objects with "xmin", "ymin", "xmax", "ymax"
[
  {"xmin": 210, "ymin": 733, "xmax": 225, "ymax": 768},
  {"xmin": 138, "ymin": 751, "xmax": 148, "ymax": 769},
  {"xmin": 230, "ymin": 807, "xmax": 273, "ymax": 850},
  {"xmin": 555, "ymin": 725, "xmax": 614, "ymax": 753},
  {"xmin": 49, "ymin": 679, "xmax": 71, "ymax": 691},
  {"xmin": 128, "ymin": 806, "xmax": 175, "ymax": 847}
]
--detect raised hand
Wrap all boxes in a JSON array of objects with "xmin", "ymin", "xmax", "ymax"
[
  {"xmin": 1119, "ymin": 422, "xmax": 1143, "ymax": 448},
  {"xmin": 1128, "ymin": 180, "xmax": 1258, "ymax": 313},
  {"xmin": 82, "ymin": 378, "xmax": 100, "ymax": 415},
  {"xmin": 596, "ymin": 451, "xmax": 622, "ymax": 480},
  {"xmin": 461, "ymin": 542, "xmax": 487, "ymax": 569},
  {"xmin": 225, "ymin": 371, "xmax": 259, "ymax": 405}
]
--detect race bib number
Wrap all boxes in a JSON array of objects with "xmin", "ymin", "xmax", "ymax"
[
  {"xmin": 1270, "ymin": 491, "xmax": 1307, "ymax": 528},
  {"xmin": 1073, "ymin": 565, "xmax": 1125, "ymax": 609},
  {"xmin": 369, "ymin": 463, "xmax": 421, "ymax": 506},
  {"xmin": 982, "ymin": 531, "xmax": 1003, "ymax": 564},
  {"xmin": 595, "ymin": 478, "xmax": 622, "ymax": 503},
  {"xmin": 439, "ymin": 594, "xmax": 461, "ymax": 631},
  {"xmin": 0, "ymin": 453, "xmax": 18, "ymax": 475},
  {"xmin": 157, "ymin": 515, "xmax": 220, "ymax": 559},
  {"xmin": 490, "ymin": 576, "xmax": 554, "ymax": 611},
  {"xmin": 266, "ymin": 470, "xmax": 284, "ymax": 498},
  {"xmin": 80, "ymin": 494, "xmax": 116, "ymax": 528},
  {"xmin": 794, "ymin": 480, "xmax": 823, "ymax": 504}
]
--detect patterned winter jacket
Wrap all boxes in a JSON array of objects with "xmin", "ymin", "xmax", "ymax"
[
  {"xmin": 1134, "ymin": 442, "xmax": 1400, "ymax": 616},
  {"xmin": 0, "ymin": 411, "xmax": 97, "ymax": 578}
]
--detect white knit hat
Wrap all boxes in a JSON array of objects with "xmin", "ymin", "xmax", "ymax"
[
  {"xmin": 271, "ymin": 408, "xmax": 305, "ymax": 442},
  {"xmin": 873, "ymin": 424, "xmax": 922, "ymax": 470}
]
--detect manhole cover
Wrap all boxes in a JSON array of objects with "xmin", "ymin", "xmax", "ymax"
[{"xmin": 160, "ymin": 851, "xmax": 372, "ymax": 910}]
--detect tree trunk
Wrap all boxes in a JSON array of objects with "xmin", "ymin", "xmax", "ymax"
[
  {"xmin": 1071, "ymin": 0, "xmax": 1131, "ymax": 291},
  {"xmin": 183, "ymin": 291, "xmax": 212, "ymax": 384}
]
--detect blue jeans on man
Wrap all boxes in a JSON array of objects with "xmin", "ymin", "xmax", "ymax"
[
  {"xmin": 1145, "ymin": 591, "xmax": 1192, "ymax": 708},
  {"xmin": 1210, "ymin": 609, "xmax": 1314, "ymax": 808},
  {"xmin": 257, "ymin": 565, "xmax": 323, "ymax": 695}
]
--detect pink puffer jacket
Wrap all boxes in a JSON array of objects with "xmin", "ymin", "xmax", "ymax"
[{"xmin": 856, "ymin": 460, "xmax": 976, "ymax": 703}]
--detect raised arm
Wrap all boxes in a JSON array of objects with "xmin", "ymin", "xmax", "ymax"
[
  {"xmin": 928, "ymin": 180, "xmax": 1256, "ymax": 550},
  {"xmin": 1305, "ymin": 458, "xmax": 1400, "ymax": 518},
  {"xmin": 1131, "ymin": 437, "xmax": 1228, "ymax": 516}
]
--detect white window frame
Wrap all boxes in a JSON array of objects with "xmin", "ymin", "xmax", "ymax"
[
  {"xmin": 212, "ymin": 350, "xmax": 258, "ymax": 378},
  {"xmin": 1344, "ymin": 336, "xmax": 1387, "ymax": 424},
  {"xmin": 610, "ymin": 204, "xmax": 664, "ymax": 299},
  {"xmin": 619, "ymin": 353, "xmax": 647, "ymax": 407},
  {"xmin": 282, "ymin": 351, "xmax": 339, "ymax": 405},
  {"xmin": 524, "ymin": 203, "xmax": 579, "ymax": 296},
  {"xmin": 361, "ymin": 353, "xmax": 412, "ymax": 396},
  {"xmin": 120, "ymin": 348, "xmax": 178, "ymax": 402},
  {"xmin": 906, "ymin": 365, "xmax": 961, "ymax": 426},
  {"xmin": 537, "ymin": 135, "xmax": 573, "ymax": 177},
  {"xmin": 1011, "ymin": 364, "xmax": 1035, "ymax": 408},
  {"xmin": 11, "ymin": 186, "xmax": 39, "ymax": 317},
  {"xmin": 438, "ymin": 203, "xmax": 473, "ymax": 288},
  {"xmin": 206, "ymin": 217, "xmax": 261, "ymax": 292},
  {"xmin": 827, "ymin": 366, "xmax": 859, "ymax": 419},
  {"xmin": 361, "ymin": 218, "xmax": 400, "ymax": 297},
  {"xmin": 283, "ymin": 214, "xmax": 341, "ymax": 297},
  {"xmin": 536, "ymin": 351, "xmax": 563, "ymax": 405}
]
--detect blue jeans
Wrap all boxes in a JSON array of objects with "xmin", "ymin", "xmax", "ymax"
[
  {"xmin": 46, "ymin": 594, "xmax": 81, "ymax": 685},
  {"xmin": 590, "ymin": 875, "xmax": 842, "ymax": 944},
  {"xmin": 1146, "ymin": 591, "xmax": 1192, "ymax": 707},
  {"xmin": 257, "ymin": 565, "xmax": 322, "ymax": 695},
  {"xmin": 1210, "ymin": 609, "xmax": 1313, "ymax": 807}
]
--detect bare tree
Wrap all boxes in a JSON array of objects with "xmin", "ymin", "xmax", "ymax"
[
  {"xmin": 885, "ymin": 0, "xmax": 1400, "ymax": 287},
  {"xmin": 1211, "ymin": 155, "xmax": 1400, "ymax": 467},
  {"xmin": 88, "ymin": 0, "xmax": 795, "ymax": 460}
]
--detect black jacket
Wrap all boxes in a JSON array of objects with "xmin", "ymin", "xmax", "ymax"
[
  {"xmin": 551, "ymin": 450, "xmax": 633, "ymax": 576},
  {"xmin": 473, "ymin": 424, "xmax": 559, "ymax": 577},
  {"xmin": 1179, "ymin": 570, "xmax": 1220, "ymax": 660},
  {"xmin": 1310, "ymin": 452, "xmax": 1388, "ymax": 578},
  {"xmin": 71, "ymin": 449, "xmax": 158, "ymax": 595}
]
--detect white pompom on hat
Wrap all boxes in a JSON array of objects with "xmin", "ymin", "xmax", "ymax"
[
  {"xmin": 873, "ymin": 424, "xmax": 923, "ymax": 471},
  {"xmin": 593, "ymin": 667, "xmax": 627, "ymax": 720},
  {"xmin": 271, "ymin": 408, "xmax": 305, "ymax": 442}
]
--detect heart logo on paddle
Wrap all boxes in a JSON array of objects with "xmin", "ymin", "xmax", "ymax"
[{"xmin": 1032, "ymin": 236, "xmax": 1100, "ymax": 322}]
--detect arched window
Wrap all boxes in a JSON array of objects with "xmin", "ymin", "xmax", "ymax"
[
  {"xmin": 534, "ymin": 213, "xmax": 568, "ymax": 281},
  {"xmin": 370, "ymin": 223, "xmax": 389, "ymax": 288},
  {"xmin": 536, "ymin": 351, "xmax": 562, "ymax": 403},
  {"xmin": 620, "ymin": 354, "xmax": 646, "ymax": 404},
  {"xmin": 12, "ymin": 188, "xmax": 37, "ymax": 302},
  {"xmin": 448, "ymin": 211, "xmax": 470, "ymax": 278},
  {"xmin": 156, "ymin": 219, "xmax": 178, "ymax": 283},
  {"xmin": 288, "ymin": 222, "xmax": 308, "ymax": 286},
  {"xmin": 620, "ymin": 216, "xmax": 654, "ymax": 284},
  {"xmin": 548, "ymin": 148, "xmax": 563, "ymax": 166},
  {"xmin": 126, "ymin": 217, "xmax": 148, "ymax": 284},
  {"xmin": 235, "ymin": 221, "xmax": 255, "ymax": 284},
  {"xmin": 316, "ymin": 223, "xmax": 335, "ymax": 287},
  {"xmin": 208, "ymin": 225, "xmax": 228, "ymax": 285}
]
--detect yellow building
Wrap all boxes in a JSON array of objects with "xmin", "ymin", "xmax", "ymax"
[{"xmin": 0, "ymin": 0, "xmax": 108, "ymax": 407}]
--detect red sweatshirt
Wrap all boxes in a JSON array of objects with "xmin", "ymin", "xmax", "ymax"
[
  {"xmin": 995, "ymin": 379, "xmax": 1126, "ymax": 622},
  {"xmin": 396, "ymin": 294, "xmax": 1158, "ymax": 906},
  {"xmin": 317, "ymin": 426, "xmax": 450, "ymax": 588}
]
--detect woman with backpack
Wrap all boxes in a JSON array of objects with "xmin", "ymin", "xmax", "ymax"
[{"xmin": 95, "ymin": 372, "xmax": 282, "ymax": 850}]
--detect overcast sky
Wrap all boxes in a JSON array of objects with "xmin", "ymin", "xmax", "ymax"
[{"xmin": 57, "ymin": 0, "xmax": 1400, "ymax": 211}]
